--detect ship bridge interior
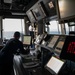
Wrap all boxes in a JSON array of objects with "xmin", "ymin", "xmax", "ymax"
[
  {"xmin": 0, "ymin": 0, "xmax": 75, "ymax": 75},
  {"xmin": 0, "ymin": 0, "xmax": 38, "ymax": 18}
]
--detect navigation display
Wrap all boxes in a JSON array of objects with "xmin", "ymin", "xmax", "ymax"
[
  {"xmin": 56, "ymin": 41, "xmax": 64, "ymax": 50},
  {"xmin": 23, "ymin": 35, "xmax": 31, "ymax": 45},
  {"xmin": 46, "ymin": 56, "xmax": 64, "ymax": 74},
  {"xmin": 55, "ymin": 41, "xmax": 64, "ymax": 55},
  {"xmin": 48, "ymin": 36, "xmax": 59, "ymax": 48}
]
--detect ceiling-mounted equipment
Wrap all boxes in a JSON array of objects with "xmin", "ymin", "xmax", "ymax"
[{"xmin": 4, "ymin": 0, "xmax": 12, "ymax": 3}]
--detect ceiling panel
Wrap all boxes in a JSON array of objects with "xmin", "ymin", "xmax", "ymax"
[{"xmin": 0, "ymin": 0, "xmax": 38, "ymax": 18}]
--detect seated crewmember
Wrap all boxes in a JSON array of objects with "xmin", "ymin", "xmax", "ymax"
[{"xmin": 0, "ymin": 31, "xmax": 30, "ymax": 75}]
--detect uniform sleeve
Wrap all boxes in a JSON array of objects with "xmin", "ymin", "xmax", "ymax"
[{"xmin": 19, "ymin": 42, "xmax": 30, "ymax": 54}]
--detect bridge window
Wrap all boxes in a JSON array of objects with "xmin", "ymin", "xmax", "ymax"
[
  {"xmin": 45, "ymin": 20, "xmax": 61, "ymax": 34},
  {"xmin": 3, "ymin": 18, "xmax": 25, "ymax": 40}
]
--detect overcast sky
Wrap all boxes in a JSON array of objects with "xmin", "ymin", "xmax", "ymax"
[{"xmin": 3, "ymin": 18, "xmax": 24, "ymax": 32}]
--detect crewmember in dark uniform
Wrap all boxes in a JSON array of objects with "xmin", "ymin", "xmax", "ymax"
[{"xmin": 0, "ymin": 31, "xmax": 29, "ymax": 75}]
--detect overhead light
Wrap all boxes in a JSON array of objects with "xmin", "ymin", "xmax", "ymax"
[
  {"xmin": 12, "ymin": 13, "xmax": 26, "ymax": 15},
  {"xmin": 4, "ymin": 0, "xmax": 12, "ymax": 3}
]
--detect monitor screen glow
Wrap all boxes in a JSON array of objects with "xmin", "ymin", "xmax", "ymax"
[
  {"xmin": 56, "ymin": 41, "xmax": 64, "ymax": 50},
  {"xmin": 46, "ymin": 56, "xmax": 64, "ymax": 74},
  {"xmin": 48, "ymin": 36, "xmax": 59, "ymax": 48},
  {"xmin": 54, "ymin": 41, "xmax": 64, "ymax": 56},
  {"xmin": 23, "ymin": 36, "xmax": 31, "ymax": 45}
]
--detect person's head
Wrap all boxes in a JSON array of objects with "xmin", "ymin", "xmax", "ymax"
[{"xmin": 14, "ymin": 31, "xmax": 20, "ymax": 39}]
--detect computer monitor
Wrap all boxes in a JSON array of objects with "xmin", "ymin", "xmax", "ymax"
[
  {"xmin": 0, "ymin": 38, "xmax": 3, "ymax": 45},
  {"xmin": 56, "ymin": 0, "xmax": 75, "ymax": 23},
  {"xmin": 45, "ymin": 56, "xmax": 64, "ymax": 75},
  {"xmin": 60, "ymin": 36, "xmax": 75, "ymax": 62},
  {"xmin": 56, "ymin": 41, "xmax": 64, "ymax": 50},
  {"xmin": 32, "ymin": 1, "xmax": 47, "ymax": 21},
  {"xmin": 54, "ymin": 41, "xmax": 64, "ymax": 56},
  {"xmin": 23, "ymin": 35, "xmax": 31, "ymax": 46},
  {"xmin": 26, "ymin": 10, "xmax": 36, "ymax": 23},
  {"xmin": 48, "ymin": 36, "xmax": 59, "ymax": 48}
]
